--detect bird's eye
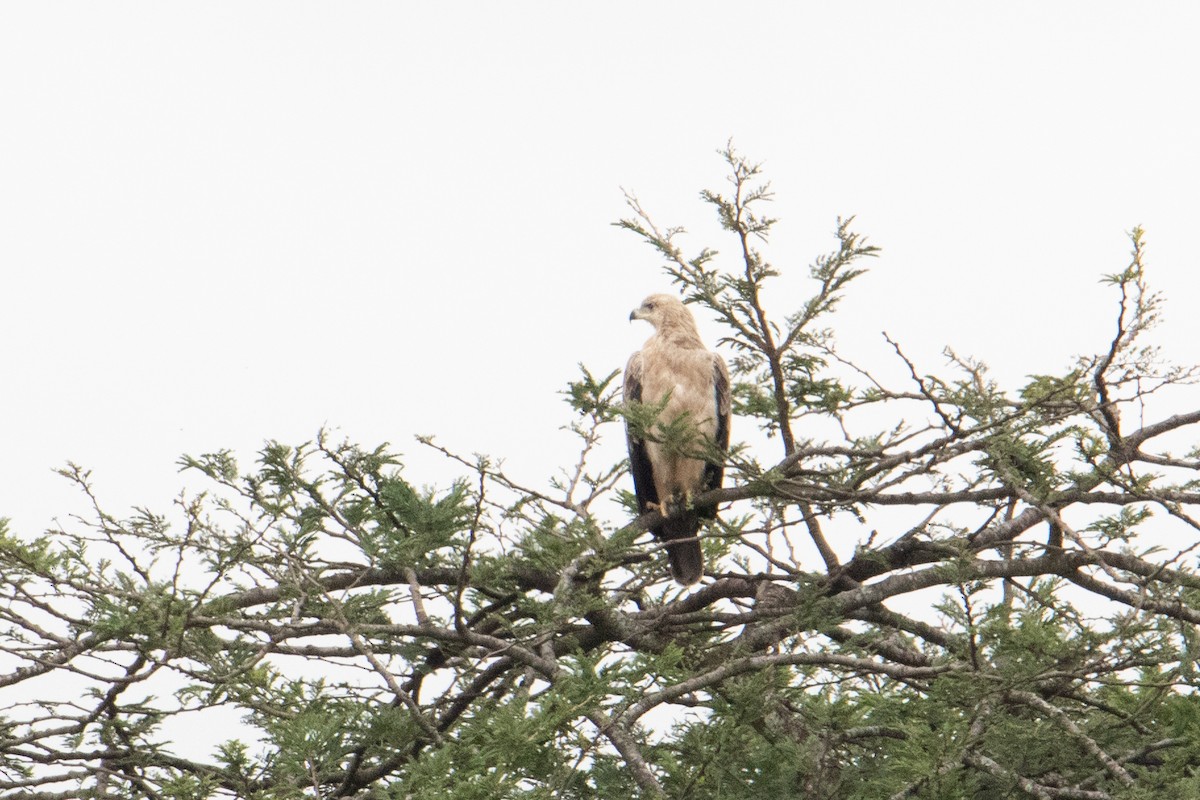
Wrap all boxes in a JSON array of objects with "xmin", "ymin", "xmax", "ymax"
[{"xmin": 645, "ymin": 302, "xmax": 656, "ymax": 310}]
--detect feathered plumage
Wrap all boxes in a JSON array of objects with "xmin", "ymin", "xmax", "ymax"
[{"xmin": 624, "ymin": 294, "xmax": 731, "ymax": 584}]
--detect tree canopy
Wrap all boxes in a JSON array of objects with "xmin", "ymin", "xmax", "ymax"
[{"xmin": 3, "ymin": 147, "xmax": 1200, "ymax": 799}]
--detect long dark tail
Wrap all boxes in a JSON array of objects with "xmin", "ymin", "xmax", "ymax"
[{"xmin": 661, "ymin": 512, "xmax": 704, "ymax": 585}]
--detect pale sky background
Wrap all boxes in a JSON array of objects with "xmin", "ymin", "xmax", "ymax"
[{"xmin": 3, "ymin": 3, "xmax": 1199, "ymax": 545}]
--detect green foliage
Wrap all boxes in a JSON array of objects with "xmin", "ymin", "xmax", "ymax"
[
  {"xmin": 564, "ymin": 365, "xmax": 622, "ymax": 420},
  {"xmin": 1086, "ymin": 506, "xmax": 1153, "ymax": 546},
  {"xmin": 2, "ymin": 150, "xmax": 1199, "ymax": 800}
]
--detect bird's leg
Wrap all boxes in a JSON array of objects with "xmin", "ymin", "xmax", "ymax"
[{"xmin": 662, "ymin": 492, "xmax": 690, "ymax": 519}]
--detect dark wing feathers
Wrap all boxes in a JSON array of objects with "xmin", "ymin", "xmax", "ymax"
[
  {"xmin": 623, "ymin": 354, "xmax": 663, "ymax": 537},
  {"xmin": 699, "ymin": 355, "xmax": 732, "ymax": 518}
]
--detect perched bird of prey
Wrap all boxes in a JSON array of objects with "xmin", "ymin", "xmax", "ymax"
[{"xmin": 624, "ymin": 294, "xmax": 731, "ymax": 584}]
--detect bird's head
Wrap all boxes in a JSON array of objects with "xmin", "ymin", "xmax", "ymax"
[{"xmin": 629, "ymin": 293, "xmax": 686, "ymax": 329}]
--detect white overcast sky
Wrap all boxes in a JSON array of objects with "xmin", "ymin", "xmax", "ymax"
[{"xmin": 2, "ymin": 3, "xmax": 1198, "ymax": 538}]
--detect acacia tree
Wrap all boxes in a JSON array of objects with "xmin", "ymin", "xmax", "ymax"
[{"xmin": 3, "ymin": 148, "xmax": 1200, "ymax": 799}]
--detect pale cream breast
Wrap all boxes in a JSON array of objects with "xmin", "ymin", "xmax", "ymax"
[
  {"xmin": 640, "ymin": 346, "xmax": 718, "ymax": 423},
  {"xmin": 638, "ymin": 341, "xmax": 718, "ymax": 498}
]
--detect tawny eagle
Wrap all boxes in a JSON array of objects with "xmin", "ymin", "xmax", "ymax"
[{"xmin": 624, "ymin": 294, "xmax": 731, "ymax": 584}]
